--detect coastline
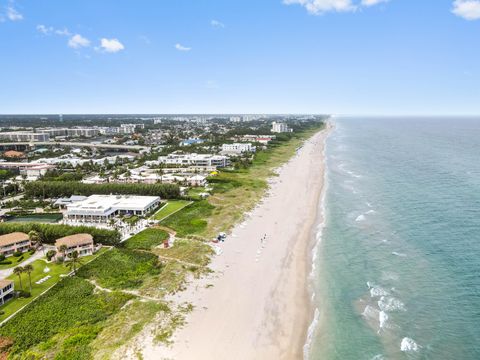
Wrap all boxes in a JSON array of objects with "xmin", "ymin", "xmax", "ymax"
[{"xmin": 137, "ymin": 126, "xmax": 330, "ymax": 360}]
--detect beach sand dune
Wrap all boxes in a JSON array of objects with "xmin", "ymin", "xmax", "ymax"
[{"xmin": 142, "ymin": 128, "xmax": 329, "ymax": 360}]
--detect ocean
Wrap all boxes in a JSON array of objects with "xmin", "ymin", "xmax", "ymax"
[{"xmin": 308, "ymin": 117, "xmax": 480, "ymax": 359}]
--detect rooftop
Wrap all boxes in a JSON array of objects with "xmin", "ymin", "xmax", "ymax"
[
  {"xmin": 66, "ymin": 194, "xmax": 161, "ymax": 216},
  {"xmin": 0, "ymin": 232, "xmax": 29, "ymax": 247},
  {"xmin": 55, "ymin": 233, "xmax": 93, "ymax": 248},
  {"xmin": 0, "ymin": 279, "xmax": 13, "ymax": 288}
]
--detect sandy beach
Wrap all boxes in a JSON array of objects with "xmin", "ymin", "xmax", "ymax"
[{"xmin": 140, "ymin": 127, "xmax": 329, "ymax": 360}]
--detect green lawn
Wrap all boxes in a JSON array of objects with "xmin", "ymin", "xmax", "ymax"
[
  {"xmin": 123, "ymin": 228, "xmax": 169, "ymax": 250},
  {"xmin": 0, "ymin": 251, "xmax": 34, "ymax": 270},
  {"xmin": 151, "ymin": 200, "xmax": 192, "ymax": 221},
  {"xmin": 0, "ymin": 248, "xmax": 108, "ymax": 322},
  {"xmin": 160, "ymin": 200, "xmax": 214, "ymax": 237},
  {"xmin": 186, "ymin": 187, "xmax": 209, "ymax": 200},
  {"xmin": 77, "ymin": 248, "xmax": 161, "ymax": 290}
]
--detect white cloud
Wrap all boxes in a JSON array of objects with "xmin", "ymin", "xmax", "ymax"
[
  {"xmin": 283, "ymin": 0, "xmax": 389, "ymax": 14},
  {"xmin": 283, "ymin": 0, "xmax": 357, "ymax": 14},
  {"xmin": 361, "ymin": 0, "xmax": 388, "ymax": 6},
  {"xmin": 211, "ymin": 19, "xmax": 225, "ymax": 28},
  {"xmin": 68, "ymin": 34, "xmax": 91, "ymax": 49},
  {"xmin": 37, "ymin": 24, "xmax": 53, "ymax": 35},
  {"xmin": 175, "ymin": 43, "xmax": 191, "ymax": 51},
  {"xmin": 37, "ymin": 24, "xmax": 71, "ymax": 37},
  {"xmin": 6, "ymin": 5, "xmax": 22, "ymax": 21},
  {"xmin": 452, "ymin": 0, "xmax": 480, "ymax": 20},
  {"xmin": 55, "ymin": 28, "xmax": 71, "ymax": 36},
  {"xmin": 99, "ymin": 38, "xmax": 125, "ymax": 53}
]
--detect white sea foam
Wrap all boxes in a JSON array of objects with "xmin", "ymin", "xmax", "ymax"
[
  {"xmin": 378, "ymin": 311, "xmax": 389, "ymax": 330},
  {"xmin": 401, "ymin": 337, "xmax": 419, "ymax": 352},
  {"xmin": 303, "ymin": 308, "xmax": 320, "ymax": 360},
  {"xmin": 371, "ymin": 355, "xmax": 385, "ymax": 360},
  {"xmin": 378, "ymin": 296, "xmax": 406, "ymax": 312},
  {"xmin": 356, "ymin": 214, "xmax": 366, "ymax": 222},
  {"xmin": 367, "ymin": 282, "xmax": 390, "ymax": 297},
  {"xmin": 392, "ymin": 251, "xmax": 407, "ymax": 257}
]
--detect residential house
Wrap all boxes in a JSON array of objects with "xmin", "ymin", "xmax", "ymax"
[
  {"xmin": 55, "ymin": 233, "xmax": 94, "ymax": 258},
  {"xmin": 0, "ymin": 232, "xmax": 32, "ymax": 257}
]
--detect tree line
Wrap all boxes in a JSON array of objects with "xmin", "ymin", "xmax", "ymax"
[
  {"xmin": 24, "ymin": 181, "xmax": 181, "ymax": 199},
  {"xmin": 0, "ymin": 223, "xmax": 120, "ymax": 245}
]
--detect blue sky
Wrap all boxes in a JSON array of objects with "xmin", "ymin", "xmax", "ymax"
[{"xmin": 0, "ymin": 0, "xmax": 479, "ymax": 115}]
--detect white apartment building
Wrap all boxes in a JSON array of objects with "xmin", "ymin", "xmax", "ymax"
[
  {"xmin": 67, "ymin": 128, "xmax": 99, "ymax": 137},
  {"xmin": 221, "ymin": 143, "xmax": 256, "ymax": 154},
  {"xmin": 0, "ymin": 132, "xmax": 50, "ymax": 142},
  {"xmin": 65, "ymin": 195, "xmax": 161, "ymax": 223},
  {"xmin": 120, "ymin": 124, "xmax": 142, "ymax": 134},
  {"xmin": 271, "ymin": 122, "xmax": 292, "ymax": 133},
  {"xmin": 158, "ymin": 153, "xmax": 229, "ymax": 169}
]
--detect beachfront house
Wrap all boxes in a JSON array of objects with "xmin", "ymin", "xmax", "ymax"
[
  {"xmin": 0, "ymin": 232, "xmax": 32, "ymax": 257},
  {"xmin": 0, "ymin": 279, "xmax": 14, "ymax": 305},
  {"xmin": 55, "ymin": 233, "xmax": 95, "ymax": 259}
]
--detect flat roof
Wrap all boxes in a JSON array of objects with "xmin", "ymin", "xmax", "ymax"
[
  {"xmin": 66, "ymin": 194, "xmax": 160, "ymax": 216},
  {"xmin": 0, "ymin": 232, "xmax": 29, "ymax": 247}
]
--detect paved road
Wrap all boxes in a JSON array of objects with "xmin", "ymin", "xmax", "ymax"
[{"xmin": 0, "ymin": 245, "xmax": 55, "ymax": 278}]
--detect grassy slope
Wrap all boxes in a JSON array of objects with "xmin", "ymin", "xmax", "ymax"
[
  {"xmin": 151, "ymin": 200, "xmax": 192, "ymax": 221},
  {"xmin": 123, "ymin": 228, "xmax": 169, "ymax": 250}
]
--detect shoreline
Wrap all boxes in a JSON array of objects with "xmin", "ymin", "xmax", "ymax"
[{"xmin": 138, "ymin": 126, "xmax": 331, "ymax": 360}]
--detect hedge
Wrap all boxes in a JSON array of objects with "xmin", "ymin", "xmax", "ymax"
[
  {"xmin": 24, "ymin": 181, "xmax": 180, "ymax": 199},
  {"xmin": 0, "ymin": 223, "xmax": 120, "ymax": 246}
]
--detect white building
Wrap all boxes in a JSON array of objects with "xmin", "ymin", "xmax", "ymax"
[
  {"xmin": 120, "ymin": 124, "xmax": 143, "ymax": 134},
  {"xmin": 65, "ymin": 195, "xmax": 161, "ymax": 223},
  {"xmin": 0, "ymin": 279, "xmax": 14, "ymax": 305},
  {"xmin": 229, "ymin": 116, "xmax": 242, "ymax": 122},
  {"xmin": 271, "ymin": 122, "xmax": 292, "ymax": 133},
  {"xmin": 221, "ymin": 143, "xmax": 256, "ymax": 154},
  {"xmin": 158, "ymin": 153, "xmax": 229, "ymax": 169},
  {"xmin": 66, "ymin": 128, "xmax": 99, "ymax": 137},
  {"xmin": 0, "ymin": 132, "xmax": 50, "ymax": 142}
]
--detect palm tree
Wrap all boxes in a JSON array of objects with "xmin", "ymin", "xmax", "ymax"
[
  {"xmin": 58, "ymin": 244, "xmax": 68, "ymax": 260},
  {"xmin": 28, "ymin": 230, "xmax": 41, "ymax": 249},
  {"xmin": 66, "ymin": 251, "xmax": 83, "ymax": 275},
  {"xmin": 23, "ymin": 264, "xmax": 34, "ymax": 292},
  {"xmin": 13, "ymin": 266, "xmax": 24, "ymax": 290}
]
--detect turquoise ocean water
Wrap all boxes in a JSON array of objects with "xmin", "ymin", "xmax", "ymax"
[{"xmin": 308, "ymin": 117, "xmax": 480, "ymax": 360}]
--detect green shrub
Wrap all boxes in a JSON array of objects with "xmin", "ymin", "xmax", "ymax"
[
  {"xmin": 13, "ymin": 251, "xmax": 23, "ymax": 257},
  {"xmin": 0, "ymin": 277, "xmax": 132, "ymax": 354},
  {"xmin": 17, "ymin": 290, "xmax": 31, "ymax": 298},
  {"xmin": 0, "ymin": 260, "xmax": 12, "ymax": 265},
  {"xmin": 77, "ymin": 249, "xmax": 161, "ymax": 289},
  {"xmin": 16, "ymin": 256, "xmax": 24, "ymax": 262},
  {"xmin": 0, "ymin": 254, "xmax": 5, "ymax": 261}
]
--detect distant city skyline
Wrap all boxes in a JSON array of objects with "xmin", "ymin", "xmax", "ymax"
[{"xmin": 0, "ymin": 0, "xmax": 479, "ymax": 115}]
